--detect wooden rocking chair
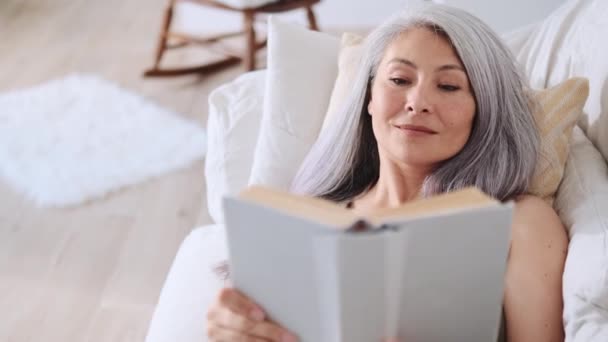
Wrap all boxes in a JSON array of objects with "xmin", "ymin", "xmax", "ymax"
[{"xmin": 144, "ymin": 0, "xmax": 320, "ymax": 77}]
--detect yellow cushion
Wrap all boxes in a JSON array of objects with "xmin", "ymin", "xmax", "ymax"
[{"xmin": 323, "ymin": 33, "xmax": 589, "ymax": 203}]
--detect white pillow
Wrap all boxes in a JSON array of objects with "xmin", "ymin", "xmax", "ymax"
[
  {"xmin": 506, "ymin": 0, "xmax": 608, "ymax": 161},
  {"xmin": 554, "ymin": 126, "xmax": 608, "ymax": 341},
  {"xmin": 145, "ymin": 224, "xmax": 227, "ymax": 342},
  {"xmin": 205, "ymin": 71, "xmax": 266, "ymax": 223},
  {"xmin": 247, "ymin": 17, "xmax": 340, "ymax": 190}
]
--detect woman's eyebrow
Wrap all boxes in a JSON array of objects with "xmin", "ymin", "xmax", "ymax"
[
  {"xmin": 387, "ymin": 58, "xmax": 465, "ymax": 73},
  {"xmin": 387, "ymin": 58, "xmax": 416, "ymax": 68},
  {"xmin": 436, "ymin": 64, "xmax": 466, "ymax": 73}
]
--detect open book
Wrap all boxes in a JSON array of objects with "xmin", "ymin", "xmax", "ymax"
[{"xmin": 223, "ymin": 187, "xmax": 513, "ymax": 342}]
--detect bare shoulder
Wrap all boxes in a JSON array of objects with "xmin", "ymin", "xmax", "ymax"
[
  {"xmin": 511, "ymin": 195, "xmax": 569, "ymax": 248},
  {"xmin": 513, "ymin": 195, "xmax": 560, "ymax": 223}
]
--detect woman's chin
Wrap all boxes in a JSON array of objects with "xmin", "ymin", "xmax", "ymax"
[{"xmin": 391, "ymin": 154, "xmax": 441, "ymax": 169}]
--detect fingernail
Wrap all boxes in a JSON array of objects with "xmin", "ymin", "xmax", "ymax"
[
  {"xmin": 249, "ymin": 308, "xmax": 265, "ymax": 321},
  {"xmin": 281, "ymin": 332, "xmax": 298, "ymax": 342}
]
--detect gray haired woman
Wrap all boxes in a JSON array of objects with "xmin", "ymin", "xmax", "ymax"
[{"xmin": 206, "ymin": 4, "xmax": 567, "ymax": 342}]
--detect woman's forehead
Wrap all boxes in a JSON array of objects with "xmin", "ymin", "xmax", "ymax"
[{"xmin": 382, "ymin": 28, "xmax": 464, "ymax": 69}]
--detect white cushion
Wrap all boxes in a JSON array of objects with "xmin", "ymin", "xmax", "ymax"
[
  {"xmin": 205, "ymin": 71, "xmax": 266, "ymax": 223},
  {"xmin": 507, "ymin": 0, "xmax": 608, "ymax": 161},
  {"xmin": 145, "ymin": 225, "xmax": 227, "ymax": 342},
  {"xmin": 247, "ymin": 17, "xmax": 340, "ymax": 190},
  {"xmin": 554, "ymin": 126, "xmax": 608, "ymax": 342}
]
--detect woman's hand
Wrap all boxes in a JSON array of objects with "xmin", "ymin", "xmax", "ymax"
[{"xmin": 207, "ymin": 287, "xmax": 299, "ymax": 342}]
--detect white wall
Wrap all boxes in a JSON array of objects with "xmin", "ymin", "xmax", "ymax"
[
  {"xmin": 314, "ymin": 0, "xmax": 411, "ymax": 29},
  {"xmin": 311, "ymin": 0, "xmax": 565, "ymax": 33},
  {"xmin": 436, "ymin": 0, "xmax": 565, "ymax": 33},
  {"xmin": 173, "ymin": 0, "xmax": 411, "ymax": 35},
  {"xmin": 173, "ymin": 0, "xmax": 566, "ymax": 36}
]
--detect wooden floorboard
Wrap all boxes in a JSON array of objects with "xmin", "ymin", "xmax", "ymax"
[
  {"xmin": 0, "ymin": 0, "xmax": 241, "ymax": 340},
  {"xmin": 0, "ymin": 0, "xmax": 356, "ymax": 339}
]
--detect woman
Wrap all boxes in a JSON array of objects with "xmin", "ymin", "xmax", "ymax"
[{"xmin": 206, "ymin": 3, "xmax": 568, "ymax": 342}]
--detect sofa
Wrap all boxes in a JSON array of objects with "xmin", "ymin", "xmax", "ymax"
[{"xmin": 145, "ymin": 0, "xmax": 608, "ymax": 341}]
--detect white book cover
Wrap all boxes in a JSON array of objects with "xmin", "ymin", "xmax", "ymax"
[{"xmin": 223, "ymin": 187, "xmax": 512, "ymax": 342}]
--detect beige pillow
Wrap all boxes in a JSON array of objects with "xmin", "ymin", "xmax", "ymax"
[
  {"xmin": 530, "ymin": 78, "xmax": 589, "ymax": 202},
  {"xmin": 323, "ymin": 33, "xmax": 589, "ymax": 203},
  {"xmin": 322, "ymin": 33, "xmax": 365, "ymax": 134}
]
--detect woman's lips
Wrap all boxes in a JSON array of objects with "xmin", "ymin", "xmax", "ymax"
[{"xmin": 395, "ymin": 124, "xmax": 438, "ymax": 134}]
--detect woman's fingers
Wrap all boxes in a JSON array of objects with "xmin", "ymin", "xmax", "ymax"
[
  {"xmin": 211, "ymin": 305, "xmax": 292, "ymax": 341},
  {"xmin": 207, "ymin": 322, "xmax": 267, "ymax": 342},
  {"xmin": 207, "ymin": 288, "xmax": 299, "ymax": 342},
  {"xmin": 218, "ymin": 287, "xmax": 266, "ymax": 321}
]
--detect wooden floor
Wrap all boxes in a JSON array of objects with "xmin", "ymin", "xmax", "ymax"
[{"xmin": 0, "ymin": 0, "xmax": 250, "ymax": 340}]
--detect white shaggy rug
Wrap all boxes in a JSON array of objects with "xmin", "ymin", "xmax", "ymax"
[{"xmin": 0, "ymin": 74, "xmax": 207, "ymax": 207}]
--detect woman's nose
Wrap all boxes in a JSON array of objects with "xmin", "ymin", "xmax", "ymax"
[{"xmin": 405, "ymin": 85, "xmax": 431, "ymax": 114}]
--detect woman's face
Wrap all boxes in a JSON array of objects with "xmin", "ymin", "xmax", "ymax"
[{"xmin": 368, "ymin": 28, "xmax": 476, "ymax": 169}]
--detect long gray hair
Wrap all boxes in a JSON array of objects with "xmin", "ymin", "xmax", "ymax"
[{"xmin": 290, "ymin": 3, "xmax": 539, "ymax": 202}]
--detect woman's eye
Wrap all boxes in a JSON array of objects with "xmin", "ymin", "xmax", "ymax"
[
  {"xmin": 439, "ymin": 84, "xmax": 460, "ymax": 91},
  {"xmin": 390, "ymin": 78, "xmax": 409, "ymax": 86}
]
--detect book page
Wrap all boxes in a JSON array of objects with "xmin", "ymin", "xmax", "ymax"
[
  {"xmin": 368, "ymin": 188, "xmax": 498, "ymax": 225},
  {"xmin": 238, "ymin": 186, "xmax": 498, "ymax": 228},
  {"xmin": 239, "ymin": 186, "xmax": 358, "ymax": 228}
]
